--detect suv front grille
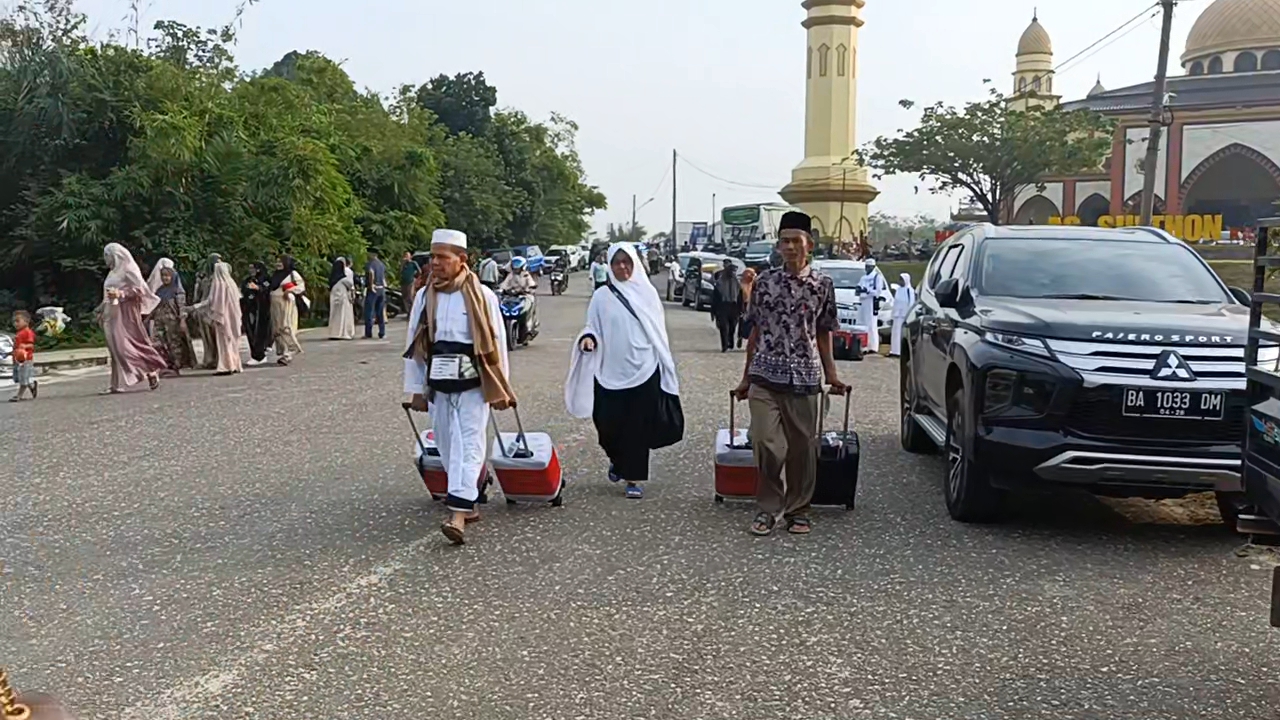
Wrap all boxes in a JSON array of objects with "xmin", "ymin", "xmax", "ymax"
[
  {"xmin": 1064, "ymin": 387, "xmax": 1246, "ymax": 443},
  {"xmin": 1045, "ymin": 339, "xmax": 1245, "ymax": 389}
]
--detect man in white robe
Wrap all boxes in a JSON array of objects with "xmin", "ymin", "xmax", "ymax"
[
  {"xmin": 405, "ymin": 229, "xmax": 514, "ymax": 544},
  {"xmin": 855, "ymin": 258, "xmax": 887, "ymax": 355},
  {"xmin": 890, "ymin": 272, "xmax": 915, "ymax": 357}
]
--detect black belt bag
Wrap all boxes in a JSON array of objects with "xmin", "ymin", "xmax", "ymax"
[{"xmin": 426, "ymin": 341, "xmax": 482, "ymax": 395}]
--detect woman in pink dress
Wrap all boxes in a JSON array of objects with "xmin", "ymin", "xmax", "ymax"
[
  {"xmin": 101, "ymin": 243, "xmax": 167, "ymax": 394},
  {"xmin": 190, "ymin": 261, "xmax": 244, "ymax": 375}
]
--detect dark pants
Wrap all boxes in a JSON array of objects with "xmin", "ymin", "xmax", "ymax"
[
  {"xmin": 715, "ymin": 310, "xmax": 740, "ymax": 352},
  {"xmin": 593, "ymin": 370, "xmax": 661, "ymax": 482},
  {"xmin": 364, "ymin": 289, "xmax": 385, "ymax": 338},
  {"xmin": 401, "ymin": 283, "xmax": 414, "ymax": 317}
]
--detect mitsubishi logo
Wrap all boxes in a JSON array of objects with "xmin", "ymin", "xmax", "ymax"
[{"xmin": 1151, "ymin": 350, "xmax": 1195, "ymax": 381}]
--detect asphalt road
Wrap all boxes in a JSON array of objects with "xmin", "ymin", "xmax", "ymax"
[{"xmin": 3, "ymin": 273, "xmax": 1280, "ymax": 719}]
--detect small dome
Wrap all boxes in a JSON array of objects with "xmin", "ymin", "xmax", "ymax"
[
  {"xmin": 1017, "ymin": 15, "xmax": 1053, "ymax": 56},
  {"xmin": 1183, "ymin": 0, "xmax": 1280, "ymax": 63},
  {"xmin": 1088, "ymin": 75, "xmax": 1106, "ymax": 96}
]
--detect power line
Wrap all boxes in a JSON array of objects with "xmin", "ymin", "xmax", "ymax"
[
  {"xmin": 1053, "ymin": 3, "xmax": 1159, "ymax": 75},
  {"xmin": 1056, "ymin": 8, "xmax": 1162, "ymax": 77},
  {"xmin": 676, "ymin": 153, "xmax": 784, "ymax": 190}
]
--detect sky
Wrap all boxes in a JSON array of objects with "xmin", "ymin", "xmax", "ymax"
[{"xmin": 64, "ymin": 0, "xmax": 1214, "ymax": 235}]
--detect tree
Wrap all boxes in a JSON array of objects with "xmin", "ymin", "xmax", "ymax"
[
  {"xmin": 868, "ymin": 211, "xmax": 943, "ymax": 242},
  {"xmin": 606, "ymin": 223, "xmax": 646, "ymax": 244},
  {"xmin": 859, "ymin": 87, "xmax": 1114, "ymax": 224},
  {"xmin": 414, "ymin": 71, "xmax": 497, "ymax": 136}
]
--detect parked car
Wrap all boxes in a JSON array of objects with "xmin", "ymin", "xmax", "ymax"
[
  {"xmin": 900, "ymin": 222, "xmax": 1265, "ymax": 526},
  {"xmin": 489, "ymin": 248, "xmax": 514, "ymax": 279},
  {"xmin": 742, "ymin": 240, "xmax": 781, "ymax": 271},
  {"xmin": 549, "ymin": 244, "xmax": 587, "ymax": 270},
  {"xmin": 812, "ymin": 259, "xmax": 894, "ymax": 358},
  {"xmin": 682, "ymin": 254, "xmax": 743, "ymax": 311},
  {"xmin": 511, "ymin": 245, "xmax": 547, "ymax": 275}
]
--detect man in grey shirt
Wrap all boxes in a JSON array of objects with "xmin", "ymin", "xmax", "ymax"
[{"xmin": 364, "ymin": 250, "xmax": 388, "ymax": 339}]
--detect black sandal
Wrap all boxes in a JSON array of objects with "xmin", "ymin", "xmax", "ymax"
[
  {"xmin": 787, "ymin": 517, "xmax": 812, "ymax": 535},
  {"xmin": 749, "ymin": 512, "xmax": 776, "ymax": 536}
]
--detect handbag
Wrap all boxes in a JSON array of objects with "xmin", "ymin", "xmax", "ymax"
[
  {"xmin": 290, "ymin": 272, "xmax": 312, "ymax": 317},
  {"xmin": 605, "ymin": 283, "xmax": 684, "ymax": 450}
]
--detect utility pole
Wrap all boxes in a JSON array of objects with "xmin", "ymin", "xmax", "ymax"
[
  {"xmin": 1139, "ymin": 0, "xmax": 1176, "ymax": 226},
  {"xmin": 712, "ymin": 193, "xmax": 717, "ymax": 245},
  {"xmin": 671, "ymin": 149, "xmax": 678, "ymax": 253},
  {"xmin": 632, "ymin": 194, "xmax": 637, "ymax": 235}
]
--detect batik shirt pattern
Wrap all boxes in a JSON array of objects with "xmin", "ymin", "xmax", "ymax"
[{"xmin": 744, "ymin": 266, "xmax": 837, "ymax": 395}]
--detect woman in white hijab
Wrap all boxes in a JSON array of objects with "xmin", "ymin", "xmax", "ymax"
[
  {"xmin": 100, "ymin": 243, "xmax": 167, "ymax": 393},
  {"xmin": 565, "ymin": 243, "xmax": 681, "ymax": 499},
  {"xmin": 191, "ymin": 261, "xmax": 244, "ymax": 375},
  {"xmin": 889, "ymin": 272, "xmax": 915, "ymax": 357}
]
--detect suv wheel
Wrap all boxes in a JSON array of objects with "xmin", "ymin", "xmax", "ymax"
[
  {"xmin": 943, "ymin": 386, "xmax": 1003, "ymax": 523},
  {"xmin": 899, "ymin": 354, "xmax": 934, "ymax": 454}
]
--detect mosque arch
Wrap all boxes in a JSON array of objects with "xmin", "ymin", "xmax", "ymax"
[
  {"xmin": 1076, "ymin": 193, "xmax": 1110, "ymax": 226},
  {"xmin": 1012, "ymin": 195, "xmax": 1060, "ymax": 224},
  {"xmin": 1208, "ymin": 55, "xmax": 1224, "ymax": 73},
  {"xmin": 1263, "ymin": 50, "xmax": 1280, "ymax": 70},
  {"xmin": 1180, "ymin": 143, "xmax": 1280, "ymax": 228},
  {"xmin": 818, "ymin": 44, "xmax": 830, "ymax": 76},
  {"xmin": 1018, "ymin": 77, "xmax": 1027, "ymax": 92},
  {"xmin": 836, "ymin": 44, "xmax": 847, "ymax": 76},
  {"xmin": 1190, "ymin": 60, "xmax": 1205, "ymax": 75},
  {"xmin": 810, "ymin": 215, "xmax": 827, "ymax": 238},
  {"xmin": 1122, "ymin": 192, "xmax": 1165, "ymax": 214},
  {"xmin": 831, "ymin": 215, "xmax": 857, "ymax": 241},
  {"xmin": 1235, "ymin": 51, "xmax": 1259, "ymax": 72}
]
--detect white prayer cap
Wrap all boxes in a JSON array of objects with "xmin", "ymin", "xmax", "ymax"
[
  {"xmin": 432, "ymin": 229, "xmax": 467, "ymax": 249},
  {"xmin": 865, "ymin": 258, "xmax": 877, "ymax": 267}
]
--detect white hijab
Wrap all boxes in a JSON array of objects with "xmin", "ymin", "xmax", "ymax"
[
  {"xmin": 565, "ymin": 243, "xmax": 680, "ymax": 419},
  {"xmin": 893, "ymin": 272, "xmax": 915, "ymax": 318},
  {"xmin": 147, "ymin": 257, "xmax": 176, "ymax": 292},
  {"xmin": 104, "ymin": 243, "xmax": 160, "ymax": 315}
]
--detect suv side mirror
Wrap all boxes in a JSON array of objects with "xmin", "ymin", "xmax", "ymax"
[
  {"xmin": 1229, "ymin": 286, "xmax": 1252, "ymax": 304},
  {"xmin": 935, "ymin": 278, "xmax": 961, "ymax": 308}
]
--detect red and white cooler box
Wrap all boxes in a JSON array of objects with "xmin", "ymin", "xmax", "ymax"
[
  {"xmin": 714, "ymin": 395, "xmax": 758, "ymax": 503},
  {"xmin": 490, "ymin": 410, "xmax": 564, "ymax": 506},
  {"xmin": 414, "ymin": 427, "xmax": 491, "ymax": 501}
]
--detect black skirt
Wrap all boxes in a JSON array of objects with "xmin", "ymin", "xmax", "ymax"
[{"xmin": 593, "ymin": 370, "xmax": 661, "ymax": 482}]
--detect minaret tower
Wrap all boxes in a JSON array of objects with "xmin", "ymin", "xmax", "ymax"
[
  {"xmin": 779, "ymin": 0, "xmax": 878, "ymax": 243},
  {"xmin": 1008, "ymin": 11, "xmax": 1060, "ymax": 111}
]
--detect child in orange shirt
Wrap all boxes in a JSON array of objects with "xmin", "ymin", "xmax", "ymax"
[{"xmin": 9, "ymin": 309, "xmax": 37, "ymax": 401}]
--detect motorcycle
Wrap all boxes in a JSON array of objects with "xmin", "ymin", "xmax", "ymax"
[
  {"xmin": 549, "ymin": 265, "xmax": 568, "ymax": 296},
  {"xmin": 353, "ymin": 277, "xmax": 404, "ymax": 320},
  {"xmin": 499, "ymin": 291, "xmax": 539, "ymax": 349}
]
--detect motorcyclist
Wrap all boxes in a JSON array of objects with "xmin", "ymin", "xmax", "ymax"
[
  {"xmin": 500, "ymin": 255, "xmax": 539, "ymax": 334},
  {"xmin": 500, "ymin": 256, "xmax": 538, "ymax": 295}
]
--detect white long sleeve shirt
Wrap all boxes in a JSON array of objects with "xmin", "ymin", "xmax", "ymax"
[{"xmin": 403, "ymin": 285, "xmax": 509, "ymax": 395}]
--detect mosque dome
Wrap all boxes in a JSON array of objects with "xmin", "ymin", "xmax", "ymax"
[
  {"xmin": 1182, "ymin": 0, "xmax": 1280, "ymax": 66},
  {"xmin": 1017, "ymin": 15, "xmax": 1052, "ymax": 56},
  {"xmin": 1088, "ymin": 75, "xmax": 1106, "ymax": 96}
]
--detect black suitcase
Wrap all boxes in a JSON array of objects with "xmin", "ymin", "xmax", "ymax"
[{"xmin": 811, "ymin": 390, "xmax": 860, "ymax": 510}]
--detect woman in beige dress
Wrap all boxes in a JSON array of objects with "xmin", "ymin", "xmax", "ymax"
[
  {"xmin": 269, "ymin": 255, "xmax": 306, "ymax": 365},
  {"xmin": 327, "ymin": 256, "xmax": 356, "ymax": 340},
  {"xmin": 191, "ymin": 261, "xmax": 243, "ymax": 375}
]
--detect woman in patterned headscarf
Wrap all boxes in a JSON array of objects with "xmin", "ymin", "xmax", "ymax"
[
  {"xmin": 100, "ymin": 243, "xmax": 167, "ymax": 393},
  {"xmin": 147, "ymin": 258, "xmax": 197, "ymax": 373}
]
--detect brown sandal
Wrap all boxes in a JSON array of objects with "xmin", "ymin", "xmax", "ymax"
[{"xmin": 441, "ymin": 519, "xmax": 465, "ymax": 545}]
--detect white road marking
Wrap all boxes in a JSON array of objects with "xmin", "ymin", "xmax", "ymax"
[{"xmin": 123, "ymin": 537, "xmax": 432, "ymax": 718}]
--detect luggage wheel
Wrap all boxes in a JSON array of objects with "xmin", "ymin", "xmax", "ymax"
[
  {"xmin": 714, "ymin": 494, "xmax": 725, "ymax": 504},
  {"xmin": 506, "ymin": 498, "xmax": 517, "ymax": 505},
  {"xmin": 550, "ymin": 480, "xmax": 565, "ymax": 507}
]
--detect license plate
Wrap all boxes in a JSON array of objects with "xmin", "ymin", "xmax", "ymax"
[{"xmin": 1121, "ymin": 387, "xmax": 1225, "ymax": 419}]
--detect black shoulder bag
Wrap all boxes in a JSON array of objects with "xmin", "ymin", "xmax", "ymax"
[{"xmin": 605, "ymin": 283, "xmax": 685, "ymax": 450}]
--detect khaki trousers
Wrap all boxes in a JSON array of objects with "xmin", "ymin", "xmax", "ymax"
[{"xmin": 748, "ymin": 385, "xmax": 821, "ymax": 518}]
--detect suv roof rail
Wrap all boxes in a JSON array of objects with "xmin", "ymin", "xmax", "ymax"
[{"xmin": 1130, "ymin": 225, "xmax": 1178, "ymax": 243}]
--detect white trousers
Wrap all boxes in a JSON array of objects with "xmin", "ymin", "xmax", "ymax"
[
  {"xmin": 857, "ymin": 304, "xmax": 880, "ymax": 353},
  {"xmin": 890, "ymin": 317, "xmax": 906, "ymax": 356},
  {"xmin": 430, "ymin": 387, "xmax": 490, "ymax": 511}
]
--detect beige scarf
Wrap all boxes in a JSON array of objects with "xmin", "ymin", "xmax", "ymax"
[{"xmin": 405, "ymin": 266, "xmax": 516, "ymax": 408}]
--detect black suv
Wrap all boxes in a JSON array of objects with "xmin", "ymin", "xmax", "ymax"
[{"xmin": 900, "ymin": 223, "xmax": 1274, "ymax": 525}]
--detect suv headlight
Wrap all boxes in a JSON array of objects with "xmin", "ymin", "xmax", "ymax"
[
  {"xmin": 983, "ymin": 331, "xmax": 1052, "ymax": 359},
  {"xmin": 1258, "ymin": 344, "xmax": 1280, "ymax": 372}
]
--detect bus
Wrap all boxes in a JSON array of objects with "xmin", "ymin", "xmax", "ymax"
[{"xmin": 719, "ymin": 202, "xmax": 801, "ymax": 252}]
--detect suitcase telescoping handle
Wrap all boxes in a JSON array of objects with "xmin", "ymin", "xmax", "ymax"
[
  {"xmin": 490, "ymin": 405, "xmax": 534, "ymax": 459},
  {"xmin": 817, "ymin": 387, "xmax": 852, "ymax": 437},
  {"xmin": 402, "ymin": 402, "xmax": 432, "ymax": 457}
]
